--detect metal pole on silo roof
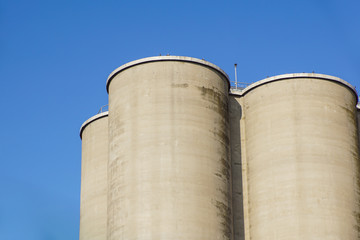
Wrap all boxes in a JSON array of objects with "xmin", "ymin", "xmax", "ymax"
[{"xmin": 234, "ymin": 63, "xmax": 238, "ymax": 89}]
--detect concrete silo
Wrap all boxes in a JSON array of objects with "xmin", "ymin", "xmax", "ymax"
[
  {"xmin": 79, "ymin": 111, "xmax": 108, "ymax": 240},
  {"xmin": 106, "ymin": 56, "xmax": 233, "ymax": 240},
  {"xmin": 233, "ymin": 73, "xmax": 360, "ymax": 240},
  {"xmin": 78, "ymin": 56, "xmax": 360, "ymax": 240}
]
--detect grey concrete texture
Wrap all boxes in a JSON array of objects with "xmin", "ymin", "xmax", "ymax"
[
  {"xmin": 238, "ymin": 77, "xmax": 360, "ymax": 240},
  {"xmin": 79, "ymin": 112, "xmax": 108, "ymax": 240},
  {"xmin": 107, "ymin": 59, "xmax": 232, "ymax": 240},
  {"xmin": 229, "ymin": 96, "xmax": 246, "ymax": 240}
]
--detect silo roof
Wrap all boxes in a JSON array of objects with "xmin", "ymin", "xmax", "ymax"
[
  {"xmin": 235, "ymin": 73, "xmax": 357, "ymax": 98},
  {"xmin": 79, "ymin": 111, "xmax": 108, "ymax": 139},
  {"xmin": 106, "ymin": 56, "xmax": 230, "ymax": 93}
]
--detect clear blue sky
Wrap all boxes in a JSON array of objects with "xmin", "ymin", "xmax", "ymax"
[{"xmin": 0, "ymin": 0, "xmax": 359, "ymax": 239}]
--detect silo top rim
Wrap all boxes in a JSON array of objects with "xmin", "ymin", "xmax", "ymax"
[
  {"xmin": 239, "ymin": 73, "xmax": 357, "ymax": 97},
  {"xmin": 80, "ymin": 111, "xmax": 108, "ymax": 139},
  {"xmin": 106, "ymin": 56, "xmax": 230, "ymax": 93}
]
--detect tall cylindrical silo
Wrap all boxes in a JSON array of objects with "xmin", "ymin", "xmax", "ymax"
[
  {"xmin": 79, "ymin": 111, "xmax": 108, "ymax": 240},
  {"xmin": 240, "ymin": 73, "xmax": 360, "ymax": 240},
  {"xmin": 106, "ymin": 56, "xmax": 232, "ymax": 240}
]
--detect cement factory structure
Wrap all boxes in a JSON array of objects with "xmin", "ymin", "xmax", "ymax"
[{"xmin": 79, "ymin": 56, "xmax": 360, "ymax": 240}]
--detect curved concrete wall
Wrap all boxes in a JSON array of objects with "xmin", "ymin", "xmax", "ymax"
[
  {"xmin": 229, "ymin": 96, "xmax": 246, "ymax": 240},
  {"xmin": 107, "ymin": 56, "xmax": 232, "ymax": 240},
  {"xmin": 357, "ymin": 104, "xmax": 360, "ymax": 150},
  {"xmin": 79, "ymin": 112, "xmax": 108, "ymax": 240},
  {"xmin": 240, "ymin": 75, "xmax": 360, "ymax": 239}
]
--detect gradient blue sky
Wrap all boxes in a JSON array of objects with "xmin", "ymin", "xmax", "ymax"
[{"xmin": 0, "ymin": 0, "xmax": 359, "ymax": 239}]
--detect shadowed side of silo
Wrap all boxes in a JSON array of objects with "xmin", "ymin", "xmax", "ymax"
[
  {"xmin": 240, "ymin": 74, "xmax": 360, "ymax": 240},
  {"xmin": 228, "ymin": 93, "xmax": 246, "ymax": 240},
  {"xmin": 79, "ymin": 112, "xmax": 108, "ymax": 240},
  {"xmin": 106, "ymin": 56, "xmax": 233, "ymax": 240}
]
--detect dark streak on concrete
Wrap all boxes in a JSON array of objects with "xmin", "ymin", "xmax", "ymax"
[
  {"xmin": 171, "ymin": 83, "xmax": 189, "ymax": 88},
  {"xmin": 215, "ymin": 200, "xmax": 232, "ymax": 240}
]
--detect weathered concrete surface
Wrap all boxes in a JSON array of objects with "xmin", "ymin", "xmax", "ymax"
[
  {"xmin": 240, "ymin": 76, "xmax": 360, "ymax": 240},
  {"xmin": 229, "ymin": 95, "xmax": 246, "ymax": 240},
  {"xmin": 107, "ymin": 57, "xmax": 233, "ymax": 240},
  {"xmin": 79, "ymin": 112, "xmax": 108, "ymax": 240}
]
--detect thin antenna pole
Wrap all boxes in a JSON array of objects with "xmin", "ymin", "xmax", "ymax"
[{"xmin": 234, "ymin": 63, "xmax": 238, "ymax": 89}]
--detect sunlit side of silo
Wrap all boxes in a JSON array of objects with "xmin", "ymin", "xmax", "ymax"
[
  {"xmin": 233, "ymin": 74, "xmax": 360, "ymax": 240},
  {"xmin": 79, "ymin": 112, "xmax": 108, "ymax": 240},
  {"xmin": 106, "ymin": 56, "xmax": 233, "ymax": 240}
]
